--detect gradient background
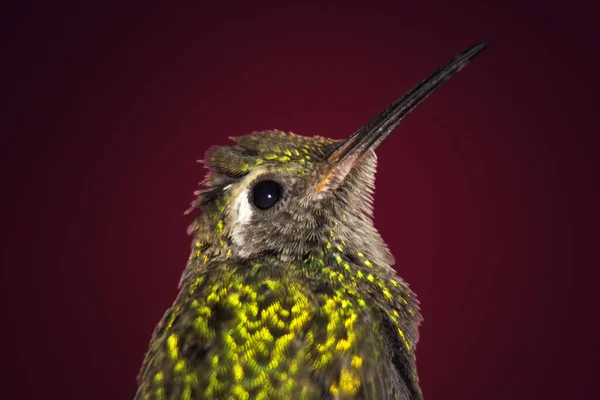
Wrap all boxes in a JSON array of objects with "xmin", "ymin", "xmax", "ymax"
[{"xmin": 2, "ymin": 1, "xmax": 598, "ymax": 399}]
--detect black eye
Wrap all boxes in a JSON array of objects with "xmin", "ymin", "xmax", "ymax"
[{"xmin": 252, "ymin": 180, "xmax": 283, "ymax": 210}]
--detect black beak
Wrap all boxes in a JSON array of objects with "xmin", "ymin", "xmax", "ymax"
[{"xmin": 318, "ymin": 41, "xmax": 489, "ymax": 191}]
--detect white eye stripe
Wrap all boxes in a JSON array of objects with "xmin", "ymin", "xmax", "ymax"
[
  {"xmin": 225, "ymin": 166, "xmax": 276, "ymax": 255},
  {"xmin": 231, "ymin": 189, "xmax": 253, "ymax": 249},
  {"xmin": 234, "ymin": 189, "xmax": 253, "ymax": 225}
]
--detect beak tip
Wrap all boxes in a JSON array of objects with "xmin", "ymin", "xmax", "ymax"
[
  {"xmin": 460, "ymin": 40, "xmax": 491, "ymax": 66},
  {"xmin": 326, "ymin": 39, "xmax": 490, "ymax": 174}
]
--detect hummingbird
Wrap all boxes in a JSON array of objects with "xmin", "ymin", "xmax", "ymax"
[{"xmin": 134, "ymin": 42, "xmax": 488, "ymax": 400}]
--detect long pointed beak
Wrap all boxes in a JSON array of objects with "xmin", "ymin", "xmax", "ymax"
[{"xmin": 317, "ymin": 41, "xmax": 489, "ymax": 191}]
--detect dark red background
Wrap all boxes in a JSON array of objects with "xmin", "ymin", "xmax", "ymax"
[{"xmin": 2, "ymin": 1, "xmax": 598, "ymax": 399}]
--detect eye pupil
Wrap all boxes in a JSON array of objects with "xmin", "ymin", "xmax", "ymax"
[{"xmin": 252, "ymin": 180, "xmax": 282, "ymax": 210}]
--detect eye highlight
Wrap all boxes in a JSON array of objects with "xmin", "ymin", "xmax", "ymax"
[{"xmin": 252, "ymin": 180, "xmax": 283, "ymax": 210}]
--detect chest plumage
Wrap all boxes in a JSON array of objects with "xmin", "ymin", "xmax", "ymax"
[{"xmin": 137, "ymin": 257, "xmax": 420, "ymax": 400}]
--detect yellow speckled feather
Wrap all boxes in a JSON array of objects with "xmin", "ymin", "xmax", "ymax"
[{"xmin": 136, "ymin": 258, "xmax": 420, "ymax": 400}]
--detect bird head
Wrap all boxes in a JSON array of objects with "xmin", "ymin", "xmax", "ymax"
[{"xmin": 186, "ymin": 42, "xmax": 488, "ymax": 264}]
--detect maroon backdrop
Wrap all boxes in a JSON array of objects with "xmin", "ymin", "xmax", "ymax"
[{"xmin": 2, "ymin": 1, "xmax": 597, "ymax": 399}]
